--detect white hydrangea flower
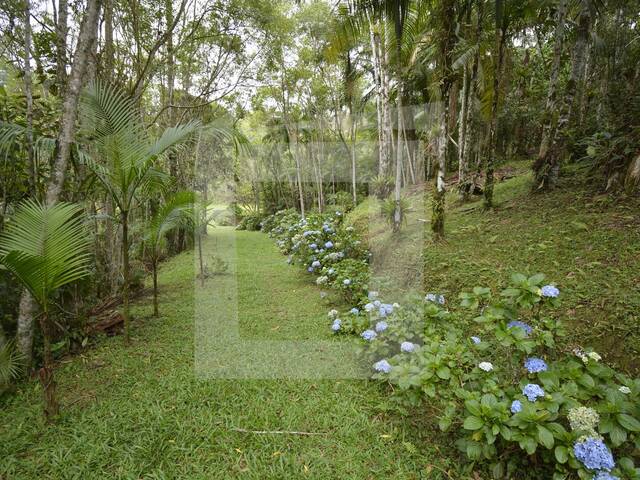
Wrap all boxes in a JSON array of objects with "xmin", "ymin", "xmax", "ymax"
[
  {"xmin": 619, "ymin": 386, "xmax": 631, "ymax": 394},
  {"xmin": 316, "ymin": 276, "xmax": 328, "ymax": 285},
  {"xmin": 587, "ymin": 351, "xmax": 602, "ymax": 362},
  {"xmin": 478, "ymin": 362, "xmax": 493, "ymax": 372},
  {"xmin": 568, "ymin": 406, "xmax": 600, "ymax": 435},
  {"xmin": 328, "ymin": 309, "xmax": 338, "ymax": 319}
]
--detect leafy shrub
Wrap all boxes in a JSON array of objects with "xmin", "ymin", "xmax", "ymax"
[
  {"xmin": 380, "ymin": 196, "xmax": 411, "ymax": 227},
  {"xmin": 335, "ymin": 273, "xmax": 640, "ymax": 480},
  {"xmin": 236, "ymin": 212, "xmax": 265, "ymax": 231},
  {"xmin": 261, "ymin": 209, "xmax": 370, "ymax": 304}
]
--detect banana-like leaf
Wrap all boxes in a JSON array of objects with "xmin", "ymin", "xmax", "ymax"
[{"xmin": 0, "ymin": 200, "xmax": 92, "ymax": 308}]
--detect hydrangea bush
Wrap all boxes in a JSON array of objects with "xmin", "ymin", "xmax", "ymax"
[
  {"xmin": 261, "ymin": 209, "xmax": 370, "ymax": 304},
  {"xmin": 353, "ymin": 273, "xmax": 640, "ymax": 480}
]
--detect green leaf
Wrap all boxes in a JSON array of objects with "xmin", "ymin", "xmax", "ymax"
[
  {"xmin": 463, "ymin": 416, "xmax": 484, "ymax": 430},
  {"xmin": 436, "ymin": 366, "xmax": 451, "ymax": 380},
  {"xmin": 537, "ymin": 425, "xmax": 555, "ymax": 449},
  {"xmin": 554, "ymin": 446, "xmax": 568, "ymax": 464},
  {"xmin": 609, "ymin": 425, "xmax": 627, "ymax": 446},
  {"xmin": 466, "ymin": 442, "xmax": 482, "ymax": 460},
  {"xmin": 0, "ymin": 200, "xmax": 92, "ymax": 307},
  {"xmin": 618, "ymin": 413, "xmax": 640, "ymax": 432}
]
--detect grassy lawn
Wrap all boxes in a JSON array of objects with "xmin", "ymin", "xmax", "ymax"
[
  {"xmin": 347, "ymin": 163, "xmax": 640, "ymax": 372},
  {"xmin": 0, "ymin": 229, "xmax": 451, "ymax": 479}
]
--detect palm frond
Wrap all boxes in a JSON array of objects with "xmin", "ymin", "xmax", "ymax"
[
  {"xmin": 0, "ymin": 201, "xmax": 92, "ymax": 308},
  {"xmin": 146, "ymin": 191, "xmax": 195, "ymax": 253}
]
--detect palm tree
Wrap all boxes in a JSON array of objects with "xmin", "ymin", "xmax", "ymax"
[
  {"xmin": 0, "ymin": 200, "xmax": 91, "ymax": 418},
  {"xmin": 144, "ymin": 191, "xmax": 195, "ymax": 317},
  {"xmin": 79, "ymin": 81, "xmax": 199, "ymax": 343}
]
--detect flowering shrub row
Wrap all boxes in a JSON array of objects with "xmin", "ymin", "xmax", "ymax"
[
  {"xmin": 260, "ymin": 209, "xmax": 370, "ymax": 304},
  {"xmin": 328, "ymin": 273, "xmax": 640, "ymax": 480},
  {"xmin": 260, "ymin": 211, "xmax": 639, "ymax": 478}
]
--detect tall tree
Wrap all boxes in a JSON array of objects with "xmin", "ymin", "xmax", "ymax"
[{"xmin": 533, "ymin": 0, "xmax": 569, "ymax": 190}]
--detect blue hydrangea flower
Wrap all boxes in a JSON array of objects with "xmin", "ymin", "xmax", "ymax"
[
  {"xmin": 324, "ymin": 241, "xmax": 333, "ymax": 249},
  {"xmin": 350, "ymin": 307, "xmax": 359, "ymax": 315},
  {"xmin": 311, "ymin": 260, "xmax": 321, "ymax": 268},
  {"xmin": 328, "ymin": 268, "xmax": 335, "ymax": 275},
  {"xmin": 343, "ymin": 279, "xmax": 351, "ymax": 286},
  {"xmin": 373, "ymin": 359, "xmax": 391, "ymax": 373},
  {"xmin": 507, "ymin": 320, "xmax": 533, "ymax": 337},
  {"xmin": 364, "ymin": 303, "xmax": 374, "ymax": 312},
  {"xmin": 331, "ymin": 319, "xmax": 341, "ymax": 332},
  {"xmin": 522, "ymin": 383, "xmax": 545, "ymax": 402},
  {"xmin": 309, "ymin": 243, "xmax": 318, "ymax": 250},
  {"xmin": 375, "ymin": 321, "xmax": 388, "ymax": 332},
  {"xmin": 307, "ymin": 267, "xmax": 314, "ymax": 273},
  {"xmin": 524, "ymin": 357, "xmax": 548, "ymax": 373},
  {"xmin": 574, "ymin": 438, "xmax": 615, "ymax": 472},
  {"xmin": 373, "ymin": 300, "xmax": 381, "ymax": 307},
  {"xmin": 400, "ymin": 342, "xmax": 415, "ymax": 353},
  {"xmin": 361, "ymin": 330, "xmax": 377, "ymax": 341},
  {"xmin": 425, "ymin": 293, "xmax": 445, "ymax": 304},
  {"xmin": 541, "ymin": 284, "xmax": 560, "ymax": 298},
  {"xmin": 382, "ymin": 303, "xmax": 394, "ymax": 315},
  {"xmin": 510, "ymin": 400, "xmax": 522, "ymax": 413},
  {"xmin": 471, "ymin": 336, "xmax": 481, "ymax": 344},
  {"xmin": 593, "ymin": 472, "xmax": 619, "ymax": 480},
  {"xmin": 378, "ymin": 308, "xmax": 387, "ymax": 318}
]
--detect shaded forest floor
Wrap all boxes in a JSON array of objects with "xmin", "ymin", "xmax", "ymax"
[
  {"xmin": 0, "ymin": 229, "xmax": 450, "ymax": 479},
  {"xmin": 347, "ymin": 161, "xmax": 640, "ymax": 372}
]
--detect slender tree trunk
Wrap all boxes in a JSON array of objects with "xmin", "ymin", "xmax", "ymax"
[
  {"xmin": 15, "ymin": 0, "xmax": 39, "ymax": 368},
  {"xmin": 152, "ymin": 260, "xmax": 159, "ymax": 317},
  {"xmin": 55, "ymin": 0, "xmax": 68, "ymax": 93},
  {"xmin": 432, "ymin": 0, "xmax": 455, "ymax": 237},
  {"xmin": 350, "ymin": 110, "xmax": 357, "ymax": 206},
  {"xmin": 37, "ymin": 312, "xmax": 59, "ymax": 419},
  {"xmin": 432, "ymin": 103, "xmax": 448, "ymax": 237},
  {"xmin": 380, "ymin": 31, "xmax": 392, "ymax": 178},
  {"xmin": 485, "ymin": 22, "xmax": 507, "ymax": 208},
  {"xmin": 46, "ymin": 0, "xmax": 101, "ymax": 205},
  {"xmin": 197, "ymin": 230, "xmax": 204, "ymax": 287},
  {"xmin": 23, "ymin": 0, "xmax": 36, "ymax": 193},
  {"xmin": 533, "ymin": 0, "xmax": 568, "ymax": 190},
  {"xmin": 103, "ymin": 0, "xmax": 114, "ymax": 74},
  {"xmin": 566, "ymin": 6, "xmax": 591, "ymax": 129},
  {"xmin": 393, "ymin": 89, "xmax": 404, "ymax": 232},
  {"xmin": 16, "ymin": 292, "xmax": 36, "ymax": 369},
  {"xmin": 121, "ymin": 211, "xmax": 130, "ymax": 343},
  {"xmin": 458, "ymin": 63, "xmax": 469, "ymax": 192}
]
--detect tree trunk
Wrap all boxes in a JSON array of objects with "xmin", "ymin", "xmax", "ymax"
[
  {"xmin": 566, "ymin": 6, "xmax": 591, "ymax": 129},
  {"xmin": 23, "ymin": 0, "xmax": 36, "ymax": 194},
  {"xmin": 55, "ymin": 0, "xmax": 68, "ymax": 93},
  {"xmin": 432, "ymin": 103, "xmax": 447, "ymax": 238},
  {"xmin": 16, "ymin": 291, "xmax": 36, "ymax": 370},
  {"xmin": 533, "ymin": 0, "xmax": 568, "ymax": 190},
  {"xmin": 380, "ymin": 30, "xmax": 392, "ymax": 178},
  {"xmin": 393, "ymin": 88, "xmax": 404, "ymax": 232},
  {"xmin": 432, "ymin": 0, "xmax": 455, "ymax": 237},
  {"xmin": 37, "ymin": 312, "xmax": 59, "ymax": 420},
  {"xmin": 152, "ymin": 260, "xmax": 159, "ymax": 317},
  {"xmin": 458, "ymin": 63, "xmax": 470, "ymax": 195},
  {"xmin": 197, "ymin": 230, "xmax": 205, "ymax": 287},
  {"xmin": 485, "ymin": 20, "xmax": 507, "ymax": 209},
  {"xmin": 103, "ymin": 0, "xmax": 115, "ymax": 74},
  {"xmin": 46, "ymin": 0, "xmax": 101, "ymax": 205},
  {"xmin": 121, "ymin": 211, "xmax": 130, "ymax": 343}
]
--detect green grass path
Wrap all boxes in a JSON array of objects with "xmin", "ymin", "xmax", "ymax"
[{"xmin": 1, "ymin": 229, "xmax": 444, "ymax": 479}]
